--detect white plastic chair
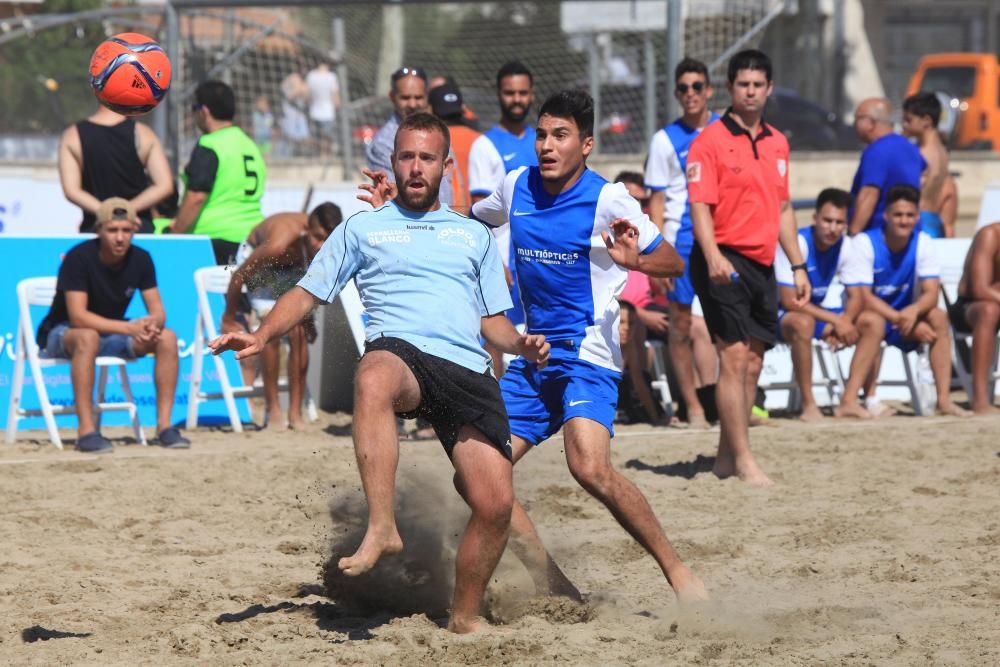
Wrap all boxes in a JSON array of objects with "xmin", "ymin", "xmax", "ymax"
[
  {"xmin": 186, "ymin": 266, "xmax": 319, "ymax": 432},
  {"xmin": 760, "ymin": 340, "xmax": 845, "ymax": 411},
  {"xmin": 645, "ymin": 339, "xmax": 674, "ymax": 420},
  {"xmin": 5, "ymin": 277, "xmax": 146, "ymax": 449}
]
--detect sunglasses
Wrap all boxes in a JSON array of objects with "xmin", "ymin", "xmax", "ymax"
[
  {"xmin": 676, "ymin": 82, "xmax": 706, "ymax": 94},
  {"xmin": 391, "ymin": 66, "xmax": 427, "ymax": 83}
]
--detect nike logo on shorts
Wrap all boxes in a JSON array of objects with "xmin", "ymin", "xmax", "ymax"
[
  {"xmin": 512, "ymin": 210, "xmax": 533, "ymax": 216},
  {"xmin": 568, "ymin": 399, "xmax": 591, "ymax": 407}
]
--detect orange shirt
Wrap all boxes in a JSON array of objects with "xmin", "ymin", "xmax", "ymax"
[
  {"xmin": 686, "ymin": 111, "xmax": 790, "ymax": 266},
  {"xmin": 447, "ymin": 124, "xmax": 481, "ymax": 211}
]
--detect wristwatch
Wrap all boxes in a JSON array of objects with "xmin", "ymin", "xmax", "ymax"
[{"xmin": 790, "ymin": 263, "xmax": 808, "ymax": 273}]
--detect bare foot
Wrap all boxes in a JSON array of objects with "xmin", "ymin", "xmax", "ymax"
[
  {"xmin": 734, "ymin": 456, "xmax": 774, "ymax": 486},
  {"xmin": 834, "ymin": 402, "xmax": 873, "ymax": 419},
  {"xmin": 972, "ymin": 404, "xmax": 1000, "ymax": 416},
  {"xmin": 668, "ymin": 565, "xmax": 709, "ymax": 604},
  {"xmin": 337, "ymin": 526, "xmax": 403, "ymax": 576},
  {"xmin": 447, "ymin": 614, "xmax": 489, "ymax": 634},
  {"xmin": 936, "ymin": 403, "xmax": 972, "ymax": 418},
  {"xmin": 687, "ymin": 412, "xmax": 711, "ymax": 430},
  {"xmin": 546, "ymin": 566, "xmax": 584, "ymax": 602},
  {"xmin": 288, "ymin": 416, "xmax": 310, "ymax": 431},
  {"xmin": 711, "ymin": 457, "xmax": 735, "ymax": 480},
  {"xmin": 798, "ymin": 405, "xmax": 824, "ymax": 422}
]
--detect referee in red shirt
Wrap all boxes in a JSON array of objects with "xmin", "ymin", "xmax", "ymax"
[{"xmin": 687, "ymin": 50, "xmax": 810, "ymax": 486}]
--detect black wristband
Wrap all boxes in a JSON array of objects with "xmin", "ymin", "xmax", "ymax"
[{"xmin": 790, "ymin": 263, "xmax": 808, "ymax": 273}]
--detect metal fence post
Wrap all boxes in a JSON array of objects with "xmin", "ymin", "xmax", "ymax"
[
  {"xmin": 665, "ymin": 0, "xmax": 682, "ymax": 121},
  {"xmin": 333, "ymin": 16, "xmax": 354, "ymax": 179},
  {"xmin": 165, "ymin": 0, "xmax": 180, "ymax": 175},
  {"xmin": 588, "ymin": 32, "xmax": 601, "ymax": 154},
  {"xmin": 643, "ymin": 30, "xmax": 656, "ymax": 144}
]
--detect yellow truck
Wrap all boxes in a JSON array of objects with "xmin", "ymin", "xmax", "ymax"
[{"xmin": 907, "ymin": 53, "xmax": 1000, "ymax": 150}]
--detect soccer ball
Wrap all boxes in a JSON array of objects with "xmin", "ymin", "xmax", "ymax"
[{"xmin": 89, "ymin": 33, "xmax": 171, "ymax": 116}]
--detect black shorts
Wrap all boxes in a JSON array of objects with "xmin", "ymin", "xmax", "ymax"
[
  {"xmin": 948, "ymin": 296, "xmax": 973, "ymax": 334},
  {"xmin": 364, "ymin": 336, "xmax": 512, "ymax": 461},
  {"xmin": 211, "ymin": 238, "xmax": 241, "ymax": 266},
  {"xmin": 690, "ymin": 243, "xmax": 777, "ymax": 348}
]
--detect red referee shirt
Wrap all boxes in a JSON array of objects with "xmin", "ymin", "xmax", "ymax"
[{"xmin": 686, "ymin": 110, "xmax": 790, "ymax": 266}]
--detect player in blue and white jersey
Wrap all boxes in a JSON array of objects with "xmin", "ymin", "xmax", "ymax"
[
  {"xmin": 839, "ymin": 184, "xmax": 970, "ymax": 418},
  {"xmin": 211, "ymin": 113, "xmax": 551, "ymax": 634},
  {"xmin": 473, "ymin": 90, "xmax": 707, "ymax": 603},
  {"xmin": 773, "ymin": 188, "xmax": 868, "ymax": 421},
  {"xmin": 644, "ymin": 57, "xmax": 719, "ymax": 428},
  {"xmin": 468, "ymin": 61, "xmax": 538, "ymax": 372}
]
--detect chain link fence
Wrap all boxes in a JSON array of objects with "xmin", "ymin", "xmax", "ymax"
[{"xmin": 2, "ymin": 1, "xmax": 814, "ymax": 168}]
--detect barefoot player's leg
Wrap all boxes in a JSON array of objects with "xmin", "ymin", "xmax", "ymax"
[
  {"xmin": 286, "ymin": 323, "xmax": 309, "ymax": 430},
  {"xmin": 562, "ymin": 417, "xmax": 707, "ymax": 602},
  {"xmin": 712, "ymin": 339, "xmax": 747, "ymax": 479},
  {"xmin": 837, "ymin": 311, "xmax": 884, "ymax": 418},
  {"xmin": 260, "ymin": 338, "xmax": 285, "ymax": 430},
  {"xmin": 781, "ymin": 311, "xmax": 823, "ymax": 421},
  {"xmin": 967, "ymin": 300, "xmax": 1000, "ymax": 413},
  {"xmin": 924, "ymin": 308, "xmax": 971, "ymax": 416},
  {"xmin": 338, "ymin": 350, "xmax": 420, "ymax": 576},
  {"xmin": 668, "ymin": 302, "xmax": 707, "ymax": 423},
  {"xmin": 447, "ymin": 425, "xmax": 514, "ymax": 633}
]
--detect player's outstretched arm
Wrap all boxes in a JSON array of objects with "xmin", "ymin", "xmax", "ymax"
[
  {"xmin": 480, "ymin": 314, "xmax": 550, "ymax": 368},
  {"xmin": 209, "ymin": 286, "xmax": 318, "ymax": 360}
]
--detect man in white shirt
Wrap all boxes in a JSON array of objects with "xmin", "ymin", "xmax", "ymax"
[{"xmin": 305, "ymin": 61, "xmax": 340, "ymax": 157}]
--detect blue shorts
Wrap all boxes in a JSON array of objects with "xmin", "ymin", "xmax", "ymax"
[
  {"xmin": 884, "ymin": 323, "xmax": 919, "ymax": 353},
  {"xmin": 776, "ymin": 306, "xmax": 842, "ymax": 343},
  {"xmin": 668, "ymin": 236, "xmax": 695, "ymax": 306},
  {"xmin": 44, "ymin": 322, "xmax": 136, "ymax": 360},
  {"xmin": 500, "ymin": 343, "xmax": 621, "ymax": 445},
  {"xmin": 918, "ymin": 211, "xmax": 944, "ymax": 239}
]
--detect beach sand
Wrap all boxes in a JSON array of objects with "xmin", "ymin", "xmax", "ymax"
[{"xmin": 1, "ymin": 412, "xmax": 998, "ymax": 665}]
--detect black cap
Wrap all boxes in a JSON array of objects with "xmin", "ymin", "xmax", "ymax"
[{"xmin": 429, "ymin": 81, "xmax": 463, "ymax": 118}]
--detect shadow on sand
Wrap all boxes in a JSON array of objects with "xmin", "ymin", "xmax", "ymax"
[{"xmin": 624, "ymin": 454, "xmax": 717, "ymax": 480}]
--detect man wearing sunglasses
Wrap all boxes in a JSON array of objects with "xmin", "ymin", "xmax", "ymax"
[
  {"xmin": 366, "ymin": 66, "xmax": 452, "ymax": 206},
  {"xmin": 645, "ymin": 57, "xmax": 719, "ymax": 429}
]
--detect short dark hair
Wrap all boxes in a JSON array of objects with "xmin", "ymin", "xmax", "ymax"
[
  {"xmin": 194, "ymin": 80, "xmax": 236, "ymax": 120},
  {"xmin": 393, "ymin": 111, "xmax": 451, "ymax": 157},
  {"xmin": 309, "ymin": 202, "xmax": 343, "ymax": 233},
  {"xmin": 727, "ymin": 49, "xmax": 772, "ymax": 83},
  {"xmin": 538, "ymin": 89, "xmax": 594, "ymax": 138},
  {"xmin": 885, "ymin": 184, "xmax": 920, "ymax": 208},
  {"xmin": 675, "ymin": 57, "xmax": 709, "ymax": 83},
  {"xmin": 903, "ymin": 92, "xmax": 942, "ymax": 128},
  {"xmin": 496, "ymin": 60, "xmax": 533, "ymax": 88},
  {"xmin": 614, "ymin": 171, "xmax": 645, "ymax": 189},
  {"xmin": 815, "ymin": 187, "xmax": 853, "ymax": 211}
]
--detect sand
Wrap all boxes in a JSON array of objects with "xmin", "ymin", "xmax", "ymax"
[{"xmin": 1, "ymin": 412, "xmax": 998, "ymax": 665}]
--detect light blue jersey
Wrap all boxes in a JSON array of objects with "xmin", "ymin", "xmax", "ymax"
[{"xmin": 298, "ymin": 201, "xmax": 512, "ymax": 373}]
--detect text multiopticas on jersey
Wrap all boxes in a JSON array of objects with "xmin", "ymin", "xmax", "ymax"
[{"xmin": 516, "ymin": 247, "xmax": 579, "ymax": 264}]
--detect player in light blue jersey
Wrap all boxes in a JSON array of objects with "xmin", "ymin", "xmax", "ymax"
[
  {"xmin": 468, "ymin": 61, "xmax": 539, "ymax": 372},
  {"xmin": 474, "ymin": 90, "xmax": 708, "ymax": 603},
  {"xmin": 645, "ymin": 57, "xmax": 719, "ymax": 428},
  {"xmin": 211, "ymin": 113, "xmax": 551, "ymax": 634},
  {"xmin": 773, "ymin": 188, "xmax": 868, "ymax": 421},
  {"xmin": 838, "ymin": 184, "xmax": 970, "ymax": 418}
]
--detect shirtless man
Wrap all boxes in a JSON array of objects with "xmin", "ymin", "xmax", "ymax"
[
  {"xmin": 221, "ymin": 203, "xmax": 342, "ymax": 430},
  {"xmin": 950, "ymin": 222, "xmax": 1000, "ymax": 414},
  {"xmin": 902, "ymin": 92, "xmax": 949, "ymax": 238}
]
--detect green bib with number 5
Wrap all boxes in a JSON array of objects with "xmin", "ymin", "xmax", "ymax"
[{"xmin": 189, "ymin": 126, "xmax": 266, "ymax": 243}]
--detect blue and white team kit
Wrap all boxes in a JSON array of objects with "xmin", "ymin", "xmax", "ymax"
[
  {"xmin": 473, "ymin": 166, "xmax": 663, "ymax": 444},
  {"xmin": 644, "ymin": 112, "xmax": 718, "ymax": 305},
  {"xmin": 298, "ymin": 201, "xmax": 511, "ymax": 373},
  {"xmin": 469, "ymin": 125, "xmax": 538, "ymax": 326},
  {"xmin": 773, "ymin": 227, "xmax": 868, "ymax": 341},
  {"xmin": 853, "ymin": 228, "xmax": 940, "ymax": 351}
]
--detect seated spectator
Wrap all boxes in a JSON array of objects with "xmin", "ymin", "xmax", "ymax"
[
  {"xmin": 950, "ymin": 222, "xmax": 1000, "ymax": 414},
  {"xmin": 223, "ymin": 203, "xmax": 343, "ymax": 430},
  {"xmin": 775, "ymin": 188, "xmax": 867, "ymax": 421},
  {"xmin": 619, "ymin": 273, "xmax": 669, "ymax": 425},
  {"xmin": 838, "ymin": 185, "xmax": 970, "ymax": 418},
  {"xmin": 35, "ymin": 198, "xmax": 189, "ymax": 453}
]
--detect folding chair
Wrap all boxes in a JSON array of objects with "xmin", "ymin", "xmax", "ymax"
[
  {"xmin": 760, "ymin": 340, "xmax": 845, "ymax": 411},
  {"xmin": 5, "ymin": 277, "xmax": 146, "ymax": 449},
  {"xmin": 186, "ymin": 266, "xmax": 318, "ymax": 432},
  {"xmin": 940, "ymin": 285, "xmax": 1000, "ymax": 403},
  {"xmin": 645, "ymin": 339, "xmax": 674, "ymax": 421}
]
